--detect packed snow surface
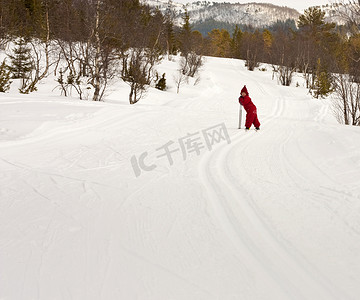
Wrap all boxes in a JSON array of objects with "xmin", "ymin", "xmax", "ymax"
[{"xmin": 1, "ymin": 56, "xmax": 360, "ymax": 300}]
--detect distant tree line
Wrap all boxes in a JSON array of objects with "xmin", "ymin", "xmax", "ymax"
[{"xmin": 192, "ymin": 18, "xmax": 297, "ymax": 38}]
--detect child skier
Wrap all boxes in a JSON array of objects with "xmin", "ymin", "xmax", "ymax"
[{"xmin": 238, "ymin": 85, "xmax": 260, "ymax": 130}]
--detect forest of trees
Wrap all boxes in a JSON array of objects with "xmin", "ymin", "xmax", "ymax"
[
  {"xmin": 0, "ymin": 0, "xmax": 359, "ymax": 125},
  {"xmin": 0, "ymin": 0, "xmax": 201, "ymax": 102}
]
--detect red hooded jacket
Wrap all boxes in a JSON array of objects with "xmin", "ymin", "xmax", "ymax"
[{"xmin": 239, "ymin": 85, "xmax": 256, "ymax": 113}]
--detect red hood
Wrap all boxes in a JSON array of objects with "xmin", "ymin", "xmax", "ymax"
[{"xmin": 241, "ymin": 85, "xmax": 249, "ymax": 96}]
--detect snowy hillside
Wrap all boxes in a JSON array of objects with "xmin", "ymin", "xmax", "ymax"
[
  {"xmin": 1, "ymin": 55, "xmax": 360, "ymax": 299},
  {"xmin": 318, "ymin": 3, "xmax": 351, "ymax": 25},
  {"xmin": 145, "ymin": 0, "xmax": 300, "ymax": 27},
  {"xmin": 145, "ymin": 0, "xmax": 350, "ymax": 30}
]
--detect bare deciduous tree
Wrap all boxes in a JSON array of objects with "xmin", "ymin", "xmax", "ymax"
[
  {"xmin": 333, "ymin": 0, "xmax": 360, "ymax": 30},
  {"xmin": 55, "ymin": 41, "xmax": 89, "ymax": 99},
  {"xmin": 121, "ymin": 46, "xmax": 162, "ymax": 104},
  {"xmin": 173, "ymin": 69, "xmax": 188, "ymax": 94},
  {"xmin": 242, "ymin": 30, "xmax": 263, "ymax": 71},
  {"xmin": 271, "ymin": 30, "xmax": 296, "ymax": 86},
  {"xmin": 272, "ymin": 63, "xmax": 296, "ymax": 86},
  {"xmin": 23, "ymin": 6, "xmax": 52, "ymax": 94},
  {"xmin": 121, "ymin": 49, "xmax": 151, "ymax": 104},
  {"xmin": 332, "ymin": 72, "xmax": 360, "ymax": 125},
  {"xmin": 180, "ymin": 51, "xmax": 203, "ymax": 77}
]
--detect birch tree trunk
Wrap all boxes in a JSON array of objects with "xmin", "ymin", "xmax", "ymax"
[{"xmin": 93, "ymin": 0, "xmax": 101, "ymax": 101}]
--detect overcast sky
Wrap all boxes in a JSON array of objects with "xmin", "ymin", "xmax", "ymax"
[{"xmin": 174, "ymin": 0, "xmax": 332, "ymax": 12}]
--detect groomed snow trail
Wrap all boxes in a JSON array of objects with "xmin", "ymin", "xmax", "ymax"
[
  {"xmin": 1, "ymin": 57, "xmax": 360, "ymax": 300},
  {"xmin": 198, "ymin": 59, "xmax": 360, "ymax": 299}
]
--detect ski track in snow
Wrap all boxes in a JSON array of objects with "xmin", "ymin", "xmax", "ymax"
[
  {"xmin": 1, "ymin": 56, "xmax": 360, "ymax": 299},
  {"xmin": 198, "ymin": 94, "xmax": 351, "ymax": 299},
  {"xmin": 197, "ymin": 60, "xmax": 359, "ymax": 299}
]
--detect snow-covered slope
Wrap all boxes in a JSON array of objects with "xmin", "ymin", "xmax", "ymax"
[
  {"xmin": 145, "ymin": 0, "xmax": 351, "ymax": 29},
  {"xmin": 318, "ymin": 3, "xmax": 353, "ymax": 25},
  {"xmin": 145, "ymin": 0, "xmax": 300, "ymax": 27},
  {"xmin": 189, "ymin": 2, "xmax": 299, "ymax": 27},
  {"xmin": 1, "ymin": 56, "xmax": 360, "ymax": 299}
]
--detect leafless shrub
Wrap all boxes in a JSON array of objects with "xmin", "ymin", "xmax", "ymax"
[
  {"xmin": 332, "ymin": 73, "xmax": 360, "ymax": 125},
  {"xmin": 173, "ymin": 69, "xmax": 188, "ymax": 94},
  {"xmin": 180, "ymin": 51, "xmax": 203, "ymax": 77},
  {"xmin": 272, "ymin": 64, "xmax": 296, "ymax": 86},
  {"xmin": 121, "ymin": 47, "xmax": 161, "ymax": 104}
]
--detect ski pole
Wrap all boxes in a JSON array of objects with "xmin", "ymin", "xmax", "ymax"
[{"xmin": 238, "ymin": 105, "xmax": 242, "ymax": 129}]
